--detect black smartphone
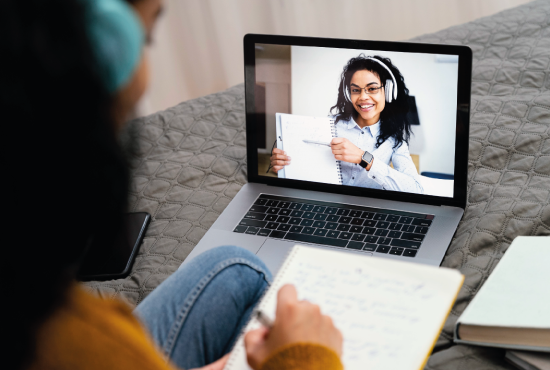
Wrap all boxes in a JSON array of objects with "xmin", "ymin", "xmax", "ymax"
[{"xmin": 77, "ymin": 212, "xmax": 151, "ymax": 281}]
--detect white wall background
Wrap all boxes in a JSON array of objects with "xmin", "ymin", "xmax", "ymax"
[
  {"xmin": 291, "ymin": 47, "xmax": 458, "ymax": 175},
  {"xmin": 137, "ymin": 0, "xmax": 533, "ymax": 117}
]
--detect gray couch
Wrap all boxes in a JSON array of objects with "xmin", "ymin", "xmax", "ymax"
[{"xmin": 85, "ymin": 1, "xmax": 550, "ymax": 368}]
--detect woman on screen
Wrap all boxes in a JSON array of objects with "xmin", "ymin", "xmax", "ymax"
[{"xmin": 271, "ymin": 54, "xmax": 424, "ymax": 194}]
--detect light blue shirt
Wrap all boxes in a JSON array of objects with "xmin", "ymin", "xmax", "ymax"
[{"xmin": 335, "ymin": 116, "xmax": 424, "ymax": 194}]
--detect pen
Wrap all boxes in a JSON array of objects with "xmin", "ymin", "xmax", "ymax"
[
  {"xmin": 302, "ymin": 139, "xmax": 332, "ymax": 147},
  {"xmin": 255, "ymin": 310, "xmax": 274, "ymax": 328}
]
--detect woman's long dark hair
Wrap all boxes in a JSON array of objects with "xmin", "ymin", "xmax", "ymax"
[
  {"xmin": 330, "ymin": 54, "xmax": 413, "ymax": 149},
  {"xmin": 1, "ymin": 1, "xmax": 129, "ymax": 368}
]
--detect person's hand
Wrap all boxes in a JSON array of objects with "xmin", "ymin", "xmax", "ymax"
[
  {"xmin": 331, "ymin": 137, "xmax": 373, "ymax": 170},
  {"xmin": 189, "ymin": 354, "xmax": 229, "ymax": 370},
  {"xmin": 244, "ymin": 284, "xmax": 343, "ymax": 370},
  {"xmin": 269, "ymin": 148, "xmax": 290, "ymax": 174},
  {"xmin": 331, "ymin": 137, "xmax": 363, "ymax": 164}
]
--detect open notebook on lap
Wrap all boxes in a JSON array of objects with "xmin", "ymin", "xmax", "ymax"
[{"xmin": 182, "ymin": 35, "xmax": 472, "ymax": 274}]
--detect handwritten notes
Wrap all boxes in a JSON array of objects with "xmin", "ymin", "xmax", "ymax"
[{"xmin": 223, "ymin": 246, "xmax": 463, "ymax": 370}]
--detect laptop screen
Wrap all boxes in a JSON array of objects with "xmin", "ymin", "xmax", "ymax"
[{"xmin": 246, "ymin": 36, "xmax": 471, "ymax": 206}]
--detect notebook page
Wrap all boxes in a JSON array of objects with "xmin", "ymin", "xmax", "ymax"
[
  {"xmin": 277, "ymin": 113, "xmax": 341, "ymax": 184},
  {"xmin": 224, "ymin": 245, "xmax": 464, "ymax": 370}
]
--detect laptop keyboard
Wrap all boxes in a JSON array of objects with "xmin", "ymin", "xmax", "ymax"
[{"xmin": 233, "ymin": 194, "xmax": 434, "ymax": 258}]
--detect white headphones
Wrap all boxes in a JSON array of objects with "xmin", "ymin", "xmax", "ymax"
[{"xmin": 342, "ymin": 57, "xmax": 398, "ymax": 103}]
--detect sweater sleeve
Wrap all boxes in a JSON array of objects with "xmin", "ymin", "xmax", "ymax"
[
  {"xmin": 259, "ymin": 343, "xmax": 343, "ymax": 370},
  {"xmin": 29, "ymin": 284, "xmax": 179, "ymax": 370}
]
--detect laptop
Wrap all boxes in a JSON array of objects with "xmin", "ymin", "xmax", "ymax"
[{"xmin": 182, "ymin": 34, "xmax": 472, "ymax": 275}]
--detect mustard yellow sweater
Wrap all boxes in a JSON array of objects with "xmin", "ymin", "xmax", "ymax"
[{"xmin": 29, "ymin": 285, "xmax": 343, "ymax": 370}]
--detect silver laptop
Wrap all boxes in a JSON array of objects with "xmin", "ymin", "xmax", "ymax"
[{"xmin": 183, "ymin": 34, "xmax": 472, "ymax": 275}]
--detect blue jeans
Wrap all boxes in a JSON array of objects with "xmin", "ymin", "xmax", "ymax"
[{"xmin": 135, "ymin": 246, "xmax": 272, "ymax": 369}]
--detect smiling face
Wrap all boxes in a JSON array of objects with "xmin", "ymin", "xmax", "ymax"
[{"xmin": 349, "ymin": 69, "xmax": 385, "ymax": 127}]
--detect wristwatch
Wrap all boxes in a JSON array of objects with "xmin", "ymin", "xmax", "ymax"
[{"xmin": 359, "ymin": 150, "xmax": 374, "ymax": 169}]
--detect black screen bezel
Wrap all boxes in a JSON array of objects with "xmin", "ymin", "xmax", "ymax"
[{"xmin": 244, "ymin": 34, "xmax": 471, "ymax": 209}]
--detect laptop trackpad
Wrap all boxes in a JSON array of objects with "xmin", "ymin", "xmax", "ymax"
[
  {"xmin": 256, "ymin": 239, "xmax": 296, "ymax": 275},
  {"xmin": 257, "ymin": 239, "xmax": 373, "ymax": 276}
]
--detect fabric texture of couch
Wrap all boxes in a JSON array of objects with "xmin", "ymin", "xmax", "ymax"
[{"xmin": 84, "ymin": 1, "xmax": 550, "ymax": 368}]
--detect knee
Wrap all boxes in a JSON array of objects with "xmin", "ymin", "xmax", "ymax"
[
  {"xmin": 208, "ymin": 245, "xmax": 250, "ymax": 258},
  {"xmin": 201, "ymin": 245, "xmax": 252, "ymax": 261},
  {"xmin": 194, "ymin": 246, "xmax": 272, "ymax": 281}
]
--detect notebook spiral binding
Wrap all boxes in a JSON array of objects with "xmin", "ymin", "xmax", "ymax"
[
  {"xmin": 330, "ymin": 119, "xmax": 343, "ymax": 185},
  {"xmin": 223, "ymin": 246, "xmax": 300, "ymax": 370}
]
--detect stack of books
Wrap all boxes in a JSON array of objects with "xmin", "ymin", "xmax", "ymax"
[{"xmin": 454, "ymin": 236, "xmax": 550, "ymax": 370}]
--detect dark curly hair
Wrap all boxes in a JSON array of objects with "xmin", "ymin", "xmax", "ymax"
[
  {"xmin": 1, "ymin": 0, "xmax": 129, "ymax": 369},
  {"xmin": 330, "ymin": 54, "xmax": 413, "ymax": 149}
]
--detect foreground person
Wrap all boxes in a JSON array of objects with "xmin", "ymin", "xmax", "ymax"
[{"xmin": 2, "ymin": 0, "xmax": 343, "ymax": 369}]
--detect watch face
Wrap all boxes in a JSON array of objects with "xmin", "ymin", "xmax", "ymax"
[{"xmin": 362, "ymin": 151, "xmax": 373, "ymax": 163}]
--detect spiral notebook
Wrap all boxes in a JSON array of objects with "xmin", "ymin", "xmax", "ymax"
[
  {"xmin": 223, "ymin": 245, "xmax": 464, "ymax": 370},
  {"xmin": 275, "ymin": 113, "xmax": 343, "ymax": 184}
]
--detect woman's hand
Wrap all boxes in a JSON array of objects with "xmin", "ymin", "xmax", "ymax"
[
  {"xmin": 331, "ymin": 137, "xmax": 363, "ymax": 164},
  {"xmin": 244, "ymin": 284, "xmax": 343, "ymax": 369},
  {"xmin": 269, "ymin": 148, "xmax": 290, "ymax": 174},
  {"xmin": 331, "ymin": 137, "xmax": 373, "ymax": 170}
]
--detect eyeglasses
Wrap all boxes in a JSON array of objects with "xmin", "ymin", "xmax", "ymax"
[{"xmin": 350, "ymin": 85, "xmax": 384, "ymax": 95}]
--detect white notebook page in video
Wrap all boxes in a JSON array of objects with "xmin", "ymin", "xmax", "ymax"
[
  {"xmin": 223, "ymin": 245, "xmax": 464, "ymax": 370},
  {"xmin": 277, "ymin": 113, "xmax": 341, "ymax": 185}
]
